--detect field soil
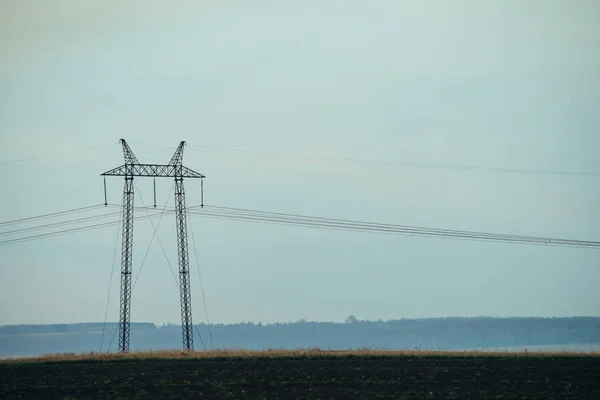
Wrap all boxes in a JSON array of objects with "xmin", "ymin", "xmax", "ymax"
[{"xmin": 1, "ymin": 351, "xmax": 599, "ymax": 399}]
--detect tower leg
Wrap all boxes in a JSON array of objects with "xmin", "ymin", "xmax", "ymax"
[
  {"xmin": 175, "ymin": 177, "xmax": 194, "ymax": 351},
  {"xmin": 118, "ymin": 176, "xmax": 134, "ymax": 352}
]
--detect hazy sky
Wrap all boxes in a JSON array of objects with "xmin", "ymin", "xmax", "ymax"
[{"xmin": 1, "ymin": 1, "xmax": 599, "ymax": 326}]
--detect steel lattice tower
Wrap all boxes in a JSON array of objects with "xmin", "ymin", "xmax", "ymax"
[{"xmin": 102, "ymin": 139, "xmax": 205, "ymax": 352}]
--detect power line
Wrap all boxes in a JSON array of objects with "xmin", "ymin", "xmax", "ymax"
[
  {"xmin": 106, "ymin": 324, "xmax": 119, "ymax": 353},
  {"xmin": 0, "ymin": 205, "xmax": 105, "ymax": 227},
  {"xmin": 191, "ymin": 205, "xmax": 600, "ymax": 249},
  {"xmin": 0, "ymin": 210, "xmax": 122, "ymax": 236},
  {"xmin": 187, "ymin": 204, "xmax": 214, "ymax": 349},
  {"xmin": 0, "ymin": 208, "xmax": 175, "ymax": 246},
  {"xmin": 0, "ymin": 219, "xmax": 124, "ymax": 246},
  {"xmin": 100, "ymin": 209, "xmax": 122, "ymax": 353},
  {"xmin": 205, "ymin": 205, "xmax": 557, "ymax": 243},
  {"xmin": 1, "ymin": 203, "xmax": 598, "ymax": 249},
  {"xmin": 193, "ymin": 324, "xmax": 207, "ymax": 351},
  {"xmin": 181, "ymin": 145, "xmax": 600, "ymax": 178},
  {"xmin": 131, "ymin": 183, "xmax": 179, "ymax": 292},
  {"xmin": 190, "ymin": 211, "xmax": 598, "ymax": 249},
  {"xmin": 0, "ymin": 148, "xmax": 170, "ymax": 180},
  {"xmin": 0, "ymin": 144, "xmax": 116, "ymax": 165}
]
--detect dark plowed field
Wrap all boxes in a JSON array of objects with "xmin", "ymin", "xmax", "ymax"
[{"xmin": 2, "ymin": 356, "xmax": 599, "ymax": 399}]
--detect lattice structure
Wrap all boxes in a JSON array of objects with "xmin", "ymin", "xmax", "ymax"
[
  {"xmin": 102, "ymin": 139, "xmax": 205, "ymax": 352},
  {"xmin": 118, "ymin": 176, "xmax": 134, "ymax": 352},
  {"xmin": 175, "ymin": 178, "xmax": 193, "ymax": 350}
]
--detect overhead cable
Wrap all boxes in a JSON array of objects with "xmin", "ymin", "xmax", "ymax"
[
  {"xmin": 2, "ymin": 203, "xmax": 598, "ymax": 249},
  {"xmin": 181, "ymin": 145, "xmax": 600, "ymax": 178},
  {"xmin": 0, "ymin": 205, "xmax": 105, "ymax": 227}
]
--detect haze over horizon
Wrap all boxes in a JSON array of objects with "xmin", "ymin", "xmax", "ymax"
[{"xmin": 1, "ymin": 1, "xmax": 599, "ymax": 326}]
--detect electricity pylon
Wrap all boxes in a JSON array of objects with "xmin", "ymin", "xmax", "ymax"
[{"xmin": 102, "ymin": 139, "xmax": 205, "ymax": 352}]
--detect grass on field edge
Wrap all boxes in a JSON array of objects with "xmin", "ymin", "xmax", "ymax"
[{"xmin": 2, "ymin": 348, "xmax": 599, "ymax": 364}]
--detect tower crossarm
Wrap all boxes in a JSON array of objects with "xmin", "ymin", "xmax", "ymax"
[{"xmin": 101, "ymin": 164, "xmax": 205, "ymax": 178}]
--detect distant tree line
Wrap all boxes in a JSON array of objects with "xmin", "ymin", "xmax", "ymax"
[
  {"xmin": 186, "ymin": 317, "xmax": 600, "ymax": 350},
  {"xmin": 2, "ymin": 317, "xmax": 598, "ymax": 351},
  {"xmin": 0, "ymin": 322, "xmax": 155, "ymax": 335}
]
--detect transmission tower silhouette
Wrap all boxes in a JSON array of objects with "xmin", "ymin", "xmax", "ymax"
[{"xmin": 102, "ymin": 139, "xmax": 205, "ymax": 352}]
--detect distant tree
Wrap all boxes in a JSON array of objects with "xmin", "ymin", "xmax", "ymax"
[{"xmin": 345, "ymin": 315, "xmax": 358, "ymax": 324}]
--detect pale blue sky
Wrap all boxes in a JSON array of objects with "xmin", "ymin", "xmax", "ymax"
[{"xmin": 0, "ymin": 0, "xmax": 599, "ymax": 325}]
